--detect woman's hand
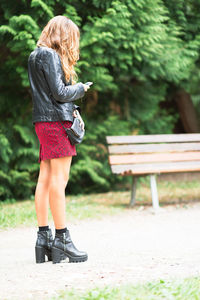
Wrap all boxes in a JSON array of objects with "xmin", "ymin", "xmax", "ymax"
[
  {"xmin": 83, "ymin": 84, "xmax": 90, "ymax": 92},
  {"xmin": 73, "ymin": 110, "xmax": 78, "ymax": 118}
]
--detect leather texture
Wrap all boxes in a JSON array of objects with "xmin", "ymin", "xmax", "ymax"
[
  {"xmin": 36, "ymin": 228, "xmax": 53, "ymax": 251},
  {"xmin": 27, "ymin": 46, "xmax": 85, "ymax": 125},
  {"xmin": 65, "ymin": 116, "xmax": 85, "ymax": 145},
  {"xmin": 53, "ymin": 229, "xmax": 87, "ymax": 258}
]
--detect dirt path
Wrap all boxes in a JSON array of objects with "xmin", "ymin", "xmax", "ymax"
[{"xmin": 1, "ymin": 203, "xmax": 200, "ymax": 300}]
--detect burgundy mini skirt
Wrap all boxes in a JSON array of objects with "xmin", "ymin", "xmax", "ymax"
[{"xmin": 34, "ymin": 121, "xmax": 77, "ymax": 163}]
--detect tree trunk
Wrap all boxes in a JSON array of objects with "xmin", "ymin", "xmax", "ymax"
[{"xmin": 174, "ymin": 89, "xmax": 200, "ymax": 133}]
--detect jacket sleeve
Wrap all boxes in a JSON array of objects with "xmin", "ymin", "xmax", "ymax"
[{"xmin": 42, "ymin": 49, "xmax": 85, "ymax": 103}]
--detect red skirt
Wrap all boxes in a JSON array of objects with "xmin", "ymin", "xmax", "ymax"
[{"xmin": 34, "ymin": 121, "xmax": 77, "ymax": 163}]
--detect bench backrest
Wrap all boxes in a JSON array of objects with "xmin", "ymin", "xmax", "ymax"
[{"xmin": 106, "ymin": 134, "xmax": 200, "ymax": 175}]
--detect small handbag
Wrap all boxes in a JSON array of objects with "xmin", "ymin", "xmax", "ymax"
[
  {"xmin": 51, "ymin": 98, "xmax": 85, "ymax": 145},
  {"xmin": 65, "ymin": 110, "xmax": 85, "ymax": 145}
]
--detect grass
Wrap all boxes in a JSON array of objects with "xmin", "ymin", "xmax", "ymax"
[
  {"xmin": 1, "ymin": 179, "xmax": 200, "ymax": 229},
  {"xmin": 54, "ymin": 277, "xmax": 200, "ymax": 300}
]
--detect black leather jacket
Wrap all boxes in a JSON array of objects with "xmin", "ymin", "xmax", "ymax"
[{"xmin": 27, "ymin": 46, "xmax": 85, "ymax": 125}]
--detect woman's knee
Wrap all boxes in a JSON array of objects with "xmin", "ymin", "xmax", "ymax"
[{"xmin": 49, "ymin": 173, "xmax": 69, "ymax": 188}]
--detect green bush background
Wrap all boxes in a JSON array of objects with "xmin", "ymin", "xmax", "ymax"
[{"xmin": 0, "ymin": 0, "xmax": 200, "ymax": 200}]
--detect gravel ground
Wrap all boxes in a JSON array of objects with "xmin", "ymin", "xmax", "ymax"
[{"xmin": 1, "ymin": 203, "xmax": 200, "ymax": 300}]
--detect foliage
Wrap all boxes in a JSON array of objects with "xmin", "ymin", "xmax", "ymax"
[
  {"xmin": 0, "ymin": 121, "xmax": 38, "ymax": 201},
  {"xmin": 69, "ymin": 115, "xmax": 130, "ymax": 194},
  {"xmin": 0, "ymin": 1, "xmax": 200, "ymax": 200},
  {"xmin": 56, "ymin": 277, "xmax": 200, "ymax": 299}
]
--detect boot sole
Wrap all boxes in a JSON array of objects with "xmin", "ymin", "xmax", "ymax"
[{"xmin": 52, "ymin": 247, "xmax": 88, "ymax": 264}]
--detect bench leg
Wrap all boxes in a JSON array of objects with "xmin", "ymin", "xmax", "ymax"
[
  {"xmin": 130, "ymin": 176, "xmax": 137, "ymax": 207},
  {"xmin": 150, "ymin": 174, "xmax": 159, "ymax": 211}
]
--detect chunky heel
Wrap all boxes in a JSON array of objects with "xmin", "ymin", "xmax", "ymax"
[
  {"xmin": 46, "ymin": 249, "xmax": 52, "ymax": 261},
  {"xmin": 52, "ymin": 247, "xmax": 63, "ymax": 264},
  {"xmin": 35, "ymin": 228, "xmax": 53, "ymax": 264},
  {"xmin": 35, "ymin": 246, "xmax": 45, "ymax": 263}
]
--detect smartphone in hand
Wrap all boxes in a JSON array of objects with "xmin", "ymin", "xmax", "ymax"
[{"xmin": 85, "ymin": 82, "xmax": 93, "ymax": 86}]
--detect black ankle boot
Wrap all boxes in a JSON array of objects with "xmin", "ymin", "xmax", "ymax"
[
  {"xmin": 35, "ymin": 228, "xmax": 53, "ymax": 263},
  {"xmin": 52, "ymin": 229, "xmax": 88, "ymax": 264}
]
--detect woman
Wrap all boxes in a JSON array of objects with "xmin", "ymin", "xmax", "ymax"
[{"xmin": 27, "ymin": 15, "xmax": 90, "ymax": 264}]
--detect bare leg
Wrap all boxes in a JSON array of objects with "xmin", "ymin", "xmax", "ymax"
[
  {"xmin": 35, "ymin": 159, "xmax": 50, "ymax": 226},
  {"xmin": 49, "ymin": 156, "xmax": 72, "ymax": 229}
]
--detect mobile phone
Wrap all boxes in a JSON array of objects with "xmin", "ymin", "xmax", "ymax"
[{"xmin": 85, "ymin": 81, "xmax": 93, "ymax": 86}]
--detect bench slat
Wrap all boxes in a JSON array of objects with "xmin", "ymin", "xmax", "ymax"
[
  {"xmin": 111, "ymin": 161, "xmax": 200, "ymax": 175},
  {"xmin": 106, "ymin": 134, "xmax": 200, "ymax": 144},
  {"xmin": 108, "ymin": 143, "xmax": 200, "ymax": 154},
  {"xmin": 109, "ymin": 152, "xmax": 200, "ymax": 165}
]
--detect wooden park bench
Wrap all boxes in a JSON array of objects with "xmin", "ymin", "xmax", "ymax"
[{"xmin": 106, "ymin": 134, "xmax": 200, "ymax": 210}]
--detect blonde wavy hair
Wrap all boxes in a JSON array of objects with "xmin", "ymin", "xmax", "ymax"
[{"xmin": 37, "ymin": 15, "xmax": 80, "ymax": 84}]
